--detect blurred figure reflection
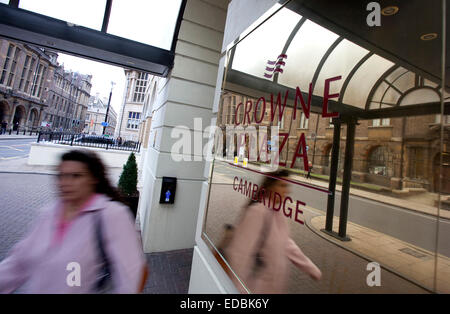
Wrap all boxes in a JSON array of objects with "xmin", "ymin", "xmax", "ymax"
[
  {"xmin": 0, "ymin": 150, "xmax": 147, "ymax": 293},
  {"xmin": 225, "ymin": 170, "xmax": 322, "ymax": 293}
]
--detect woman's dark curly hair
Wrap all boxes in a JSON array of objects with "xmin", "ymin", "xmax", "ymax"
[{"xmin": 60, "ymin": 150, "xmax": 121, "ymax": 201}]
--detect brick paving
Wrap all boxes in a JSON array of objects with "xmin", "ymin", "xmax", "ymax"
[
  {"xmin": 0, "ymin": 173, "xmax": 57, "ymax": 260},
  {"xmin": 0, "ymin": 172, "xmax": 193, "ymax": 294}
]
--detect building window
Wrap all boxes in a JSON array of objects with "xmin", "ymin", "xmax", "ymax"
[
  {"xmin": 133, "ymin": 72, "xmax": 149, "ymax": 103},
  {"xmin": 127, "ymin": 111, "xmax": 141, "ymax": 129},
  {"xmin": 299, "ymin": 112, "xmax": 309, "ymax": 129},
  {"xmin": 19, "ymin": 55, "xmax": 31, "ymax": 91},
  {"xmin": 368, "ymin": 146, "xmax": 391, "ymax": 176},
  {"xmin": 435, "ymin": 114, "xmax": 450, "ymax": 125},
  {"xmin": 23, "ymin": 57, "xmax": 36, "ymax": 94},
  {"xmin": 0, "ymin": 44, "xmax": 21, "ymax": 87},
  {"xmin": 31, "ymin": 64, "xmax": 46, "ymax": 97},
  {"xmin": 373, "ymin": 118, "xmax": 390, "ymax": 127}
]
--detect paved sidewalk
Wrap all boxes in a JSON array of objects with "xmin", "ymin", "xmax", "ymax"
[
  {"xmin": 0, "ymin": 171, "xmax": 194, "ymax": 294},
  {"xmin": 308, "ymin": 215, "xmax": 450, "ymax": 293},
  {"xmin": 0, "ymin": 156, "xmax": 124, "ymax": 186},
  {"xmin": 0, "ymin": 134, "xmax": 38, "ymax": 141}
]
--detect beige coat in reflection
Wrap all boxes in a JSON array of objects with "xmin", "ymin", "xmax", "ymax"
[{"xmin": 226, "ymin": 202, "xmax": 321, "ymax": 294}]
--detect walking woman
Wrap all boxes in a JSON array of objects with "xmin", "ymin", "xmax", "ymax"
[
  {"xmin": 225, "ymin": 170, "xmax": 322, "ymax": 294},
  {"xmin": 0, "ymin": 150, "xmax": 146, "ymax": 293}
]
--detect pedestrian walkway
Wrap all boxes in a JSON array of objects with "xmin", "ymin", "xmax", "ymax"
[
  {"xmin": 0, "ymin": 171, "xmax": 194, "ymax": 294},
  {"xmin": 308, "ymin": 215, "xmax": 450, "ymax": 293}
]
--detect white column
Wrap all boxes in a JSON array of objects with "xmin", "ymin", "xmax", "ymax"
[{"xmin": 139, "ymin": 0, "xmax": 227, "ymax": 253}]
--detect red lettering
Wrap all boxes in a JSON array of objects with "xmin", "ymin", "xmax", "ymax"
[
  {"xmin": 272, "ymin": 192, "xmax": 282, "ymax": 211},
  {"xmin": 243, "ymin": 180, "xmax": 252, "ymax": 198},
  {"xmin": 254, "ymin": 97, "xmax": 266, "ymax": 124},
  {"xmin": 235, "ymin": 102, "xmax": 243, "ymax": 125},
  {"xmin": 283, "ymin": 196, "xmax": 293, "ymax": 218},
  {"xmin": 290, "ymin": 133, "xmax": 309, "ymax": 171},
  {"xmin": 270, "ymin": 90, "xmax": 289, "ymax": 123},
  {"xmin": 322, "ymin": 76, "xmax": 341, "ymax": 118},
  {"xmin": 293, "ymin": 84, "xmax": 312, "ymax": 120},
  {"xmin": 233, "ymin": 176, "xmax": 238, "ymax": 191},
  {"xmin": 238, "ymin": 179, "xmax": 243, "ymax": 193},
  {"xmin": 295, "ymin": 200, "xmax": 305, "ymax": 225},
  {"xmin": 251, "ymin": 183, "xmax": 259, "ymax": 201},
  {"xmin": 259, "ymin": 188, "xmax": 267, "ymax": 206},
  {"xmin": 244, "ymin": 100, "xmax": 253, "ymax": 124},
  {"xmin": 266, "ymin": 189, "xmax": 272, "ymax": 208}
]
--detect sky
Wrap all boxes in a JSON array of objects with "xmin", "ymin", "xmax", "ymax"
[
  {"xmin": 56, "ymin": 53, "xmax": 125, "ymax": 115},
  {"xmin": 12, "ymin": 0, "xmax": 183, "ymax": 114}
]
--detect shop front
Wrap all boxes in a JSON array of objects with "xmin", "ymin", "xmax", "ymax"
[{"xmin": 190, "ymin": 0, "xmax": 449, "ymax": 294}]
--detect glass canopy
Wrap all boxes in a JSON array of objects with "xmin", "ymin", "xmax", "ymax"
[
  {"xmin": 18, "ymin": 0, "xmax": 183, "ymax": 50},
  {"xmin": 229, "ymin": 4, "xmax": 446, "ymax": 115}
]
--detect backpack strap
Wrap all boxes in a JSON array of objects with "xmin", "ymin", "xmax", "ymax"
[{"xmin": 94, "ymin": 210, "xmax": 112, "ymax": 292}]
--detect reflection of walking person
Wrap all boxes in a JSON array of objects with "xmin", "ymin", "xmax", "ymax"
[
  {"xmin": 0, "ymin": 150, "xmax": 147, "ymax": 293},
  {"xmin": 306, "ymin": 161, "xmax": 313, "ymax": 179},
  {"xmin": 225, "ymin": 170, "xmax": 321, "ymax": 294}
]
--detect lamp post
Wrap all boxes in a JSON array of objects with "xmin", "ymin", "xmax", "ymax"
[{"xmin": 103, "ymin": 81, "xmax": 115, "ymax": 135}]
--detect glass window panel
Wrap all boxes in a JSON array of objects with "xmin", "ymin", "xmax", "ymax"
[
  {"xmin": 400, "ymin": 88, "xmax": 440, "ymax": 106},
  {"xmin": 108, "ymin": 0, "xmax": 183, "ymax": 50},
  {"xmin": 231, "ymin": 8, "xmax": 302, "ymax": 80},
  {"xmin": 381, "ymin": 87, "xmax": 401, "ymax": 106},
  {"xmin": 19, "ymin": 0, "xmax": 106, "ymax": 31},
  {"xmin": 392, "ymin": 71, "xmax": 415, "ymax": 93},
  {"xmin": 206, "ymin": 0, "xmax": 446, "ymax": 295},
  {"xmin": 385, "ymin": 67, "xmax": 408, "ymax": 83},
  {"xmin": 279, "ymin": 20, "xmax": 339, "ymax": 92},
  {"xmin": 343, "ymin": 54, "xmax": 394, "ymax": 108},
  {"xmin": 424, "ymin": 79, "xmax": 438, "ymax": 88},
  {"xmin": 372, "ymin": 81, "xmax": 390, "ymax": 102},
  {"xmin": 315, "ymin": 39, "xmax": 369, "ymax": 97}
]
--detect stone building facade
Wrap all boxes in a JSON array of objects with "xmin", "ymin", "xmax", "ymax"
[
  {"xmin": 218, "ymin": 90, "xmax": 450, "ymax": 194},
  {"xmin": 42, "ymin": 65, "xmax": 92, "ymax": 132},
  {"xmin": 0, "ymin": 38, "xmax": 92, "ymax": 133},
  {"xmin": 84, "ymin": 94, "xmax": 117, "ymax": 136},
  {"xmin": 116, "ymin": 70, "xmax": 150, "ymax": 141},
  {"xmin": 0, "ymin": 38, "xmax": 57, "ymax": 131}
]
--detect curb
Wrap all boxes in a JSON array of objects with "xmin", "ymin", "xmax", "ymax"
[
  {"xmin": 0, "ymin": 137, "xmax": 37, "ymax": 141},
  {"xmin": 0, "ymin": 171, "xmax": 56, "ymax": 176},
  {"xmin": 304, "ymin": 213, "xmax": 435, "ymax": 294}
]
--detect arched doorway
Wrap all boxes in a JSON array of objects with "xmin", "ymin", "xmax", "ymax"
[
  {"xmin": 12, "ymin": 105, "xmax": 26, "ymax": 130},
  {"xmin": 0, "ymin": 101, "xmax": 10, "ymax": 126},
  {"xmin": 28, "ymin": 108, "xmax": 39, "ymax": 128}
]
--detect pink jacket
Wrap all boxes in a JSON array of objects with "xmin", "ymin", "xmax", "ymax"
[
  {"xmin": 0, "ymin": 194, "xmax": 146, "ymax": 293},
  {"xmin": 225, "ymin": 202, "xmax": 321, "ymax": 294}
]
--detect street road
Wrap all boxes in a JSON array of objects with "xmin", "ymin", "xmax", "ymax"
[
  {"xmin": 211, "ymin": 160, "xmax": 450, "ymax": 257},
  {"xmin": 0, "ymin": 139, "xmax": 35, "ymax": 161}
]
